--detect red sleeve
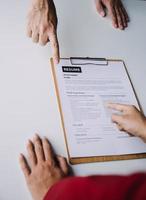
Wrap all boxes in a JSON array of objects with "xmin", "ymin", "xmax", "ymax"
[{"xmin": 44, "ymin": 173, "xmax": 146, "ymax": 200}]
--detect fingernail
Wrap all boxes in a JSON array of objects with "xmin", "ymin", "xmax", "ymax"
[
  {"xmin": 54, "ymin": 58, "xmax": 59, "ymax": 65},
  {"xmin": 100, "ymin": 11, "xmax": 105, "ymax": 17},
  {"xmin": 19, "ymin": 153, "xmax": 23, "ymax": 158}
]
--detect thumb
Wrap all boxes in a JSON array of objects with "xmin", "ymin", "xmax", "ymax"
[{"xmin": 95, "ymin": 0, "xmax": 105, "ymax": 17}]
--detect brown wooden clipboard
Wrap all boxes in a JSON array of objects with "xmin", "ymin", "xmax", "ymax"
[{"xmin": 50, "ymin": 57, "xmax": 146, "ymax": 165}]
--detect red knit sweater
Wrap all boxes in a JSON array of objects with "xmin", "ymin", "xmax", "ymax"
[{"xmin": 44, "ymin": 173, "xmax": 146, "ymax": 200}]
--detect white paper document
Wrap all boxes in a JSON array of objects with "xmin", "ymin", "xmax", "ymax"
[{"xmin": 52, "ymin": 58, "xmax": 146, "ymax": 158}]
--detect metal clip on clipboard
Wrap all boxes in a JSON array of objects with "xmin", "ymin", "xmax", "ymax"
[{"xmin": 70, "ymin": 57, "xmax": 108, "ymax": 66}]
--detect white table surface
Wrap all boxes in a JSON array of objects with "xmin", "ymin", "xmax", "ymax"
[{"xmin": 0, "ymin": 0, "xmax": 146, "ymax": 199}]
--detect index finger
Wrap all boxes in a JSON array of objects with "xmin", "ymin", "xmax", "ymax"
[
  {"xmin": 107, "ymin": 103, "xmax": 129, "ymax": 112},
  {"xmin": 49, "ymin": 31, "xmax": 60, "ymax": 64}
]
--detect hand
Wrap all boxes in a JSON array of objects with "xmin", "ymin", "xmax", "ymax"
[
  {"xmin": 108, "ymin": 103, "xmax": 146, "ymax": 142},
  {"xmin": 27, "ymin": 0, "xmax": 60, "ymax": 64},
  {"xmin": 19, "ymin": 134, "xmax": 69, "ymax": 200},
  {"xmin": 95, "ymin": 0, "xmax": 129, "ymax": 30}
]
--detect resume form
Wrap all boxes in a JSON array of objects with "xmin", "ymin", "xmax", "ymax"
[{"xmin": 51, "ymin": 58, "xmax": 146, "ymax": 159}]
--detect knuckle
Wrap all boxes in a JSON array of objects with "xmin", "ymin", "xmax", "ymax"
[
  {"xmin": 37, "ymin": 144, "xmax": 42, "ymax": 151},
  {"xmin": 45, "ymin": 161, "xmax": 53, "ymax": 169},
  {"xmin": 35, "ymin": 140, "xmax": 42, "ymax": 150},
  {"xmin": 40, "ymin": 25, "xmax": 47, "ymax": 33},
  {"xmin": 38, "ymin": 164, "xmax": 45, "ymax": 171}
]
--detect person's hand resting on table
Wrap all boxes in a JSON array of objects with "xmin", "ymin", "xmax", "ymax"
[
  {"xmin": 27, "ymin": 0, "xmax": 59, "ymax": 64},
  {"xmin": 19, "ymin": 134, "xmax": 69, "ymax": 200},
  {"xmin": 108, "ymin": 103, "xmax": 146, "ymax": 142},
  {"xmin": 95, "ymin": 0, "xmax": 129, "ymax": 30}
]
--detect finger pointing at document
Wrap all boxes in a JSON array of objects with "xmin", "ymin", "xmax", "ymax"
[
  {"xmin": 108, "ymin": 103, "xmax": 146, "ymax": 142},
  {"xmin": 27, "ymin": 0, "xmax": 60, "ymax": 64}
]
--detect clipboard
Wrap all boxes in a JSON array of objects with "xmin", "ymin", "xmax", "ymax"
[{"xmin": 50, "ymin": 57, "xmax": 146, "ymax": 165}]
